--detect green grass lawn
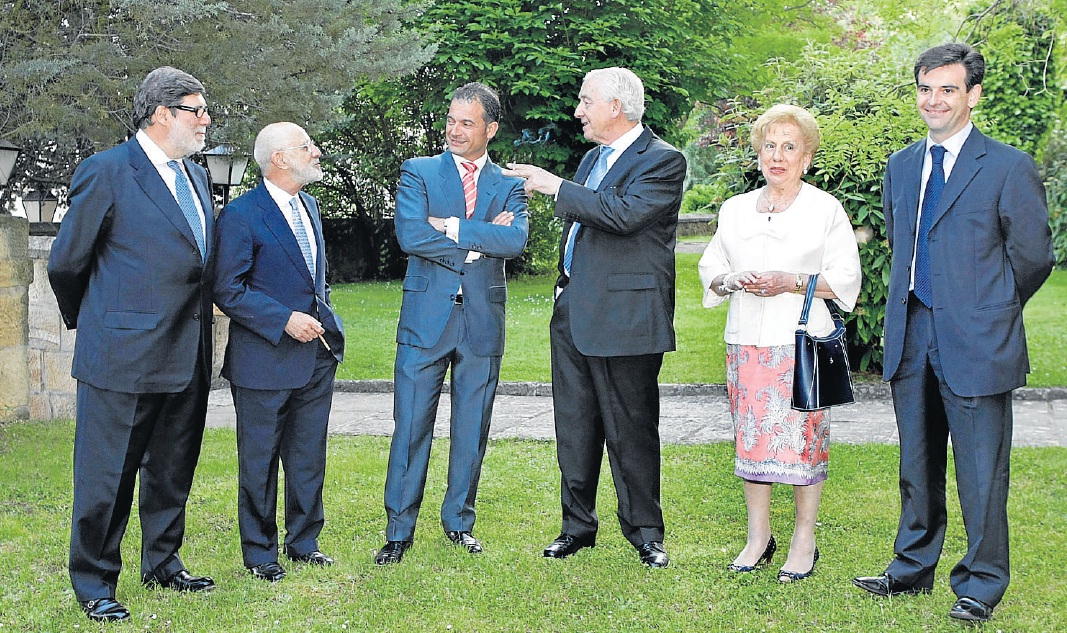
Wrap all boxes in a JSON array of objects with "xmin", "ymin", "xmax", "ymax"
[
  {"xmin": 1, "ymin": 421, "xmax": 1065, "ymax": 631},
  {"xmin": 333, "ymin": 254, "xmax": 1067, "ymax": 387}
]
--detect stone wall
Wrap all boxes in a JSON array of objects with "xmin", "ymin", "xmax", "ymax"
[
  {"xmin": 0, "ymin": 216, "xmax": 32, "ymax": 421},
  {"xmin": 27, "ymin": 235, "xmax": 228, "ymax": 421},
  {"xmin": 29, "ymin": 236, "xmax": 78, "ymax": 419}
]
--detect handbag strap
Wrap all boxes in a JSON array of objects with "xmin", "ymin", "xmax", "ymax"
[
  {"xmin": 797, "ymin": 273, "xmax": 819, "ymax": 327},
  {"xmin": 796, "ymin": 273, "xmax": 846, "ymax": 329}
]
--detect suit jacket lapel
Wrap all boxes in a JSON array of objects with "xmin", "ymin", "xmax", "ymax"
[
  {"xmin": 127, "ymin": 140, "xmax": 204, "ymax": 255},
  {"xmin": 186, "ymin": 158, "xmax": 214, "ymax": 257},
  {"xmin": 471, "ymin": 160, "xmax": 502, "ymax": 221},
  {"xmin": 257, "ymin": 184, "xmax": 316, "ymax": 290},
  {"xmin": 435, "ymin": 151, "xmax": 467, "ymax": 218},
  {"xmin": 932, "ymin": 129, "xmax": 986, "ymax": 228},
  {"xmin": 595, "ymin": 125, "xmax": 652, "ymax": 192},
  {"xmin": 562, "ymin": 147, "xmax": 601, "ymax": 244},
  {"xmin": 299, "ymin": 190, "xmax": 327, "ymax": 296},
  {"xmin": 899, "ymin": 140, "xmax": 925, "ymax": 238}
]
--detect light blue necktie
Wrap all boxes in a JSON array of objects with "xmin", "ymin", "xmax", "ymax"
[
  {"xmin": 166, "ymin": 160, "xmax": 206, "ymax": 261},
  {"xmin": 290, "ymin": 197, "xmax": 315, "ymax": 277},
  {"xmin": 563, "ymin": 145, "xmax": 614, "ymax": 275},
  {"xmin": 913, "ymin": 145, "xmax": 945, "ymax": 307}
]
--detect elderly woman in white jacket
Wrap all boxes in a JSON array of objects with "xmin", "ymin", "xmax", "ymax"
[{"xmin": 699, "ymin": 104, "xmax": 861, "ymax": 583}]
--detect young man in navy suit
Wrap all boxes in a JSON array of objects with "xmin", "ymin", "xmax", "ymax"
[
  {"xmin": 504, "ymin": 67, "xmax": 686, "ymax": 568},
  {"xmin": 214, "ymin": 122, "xmax": 345, "ymax": 582},
  {"xmin": 49, "ymin": 67, "xmax": 217, "ymax": 623},
  {"xmin": 853, "ymin": 43, "xmax": 1054, "ymax": 623},
  {"xmin": 375, "ymin": 83, "xmax": 528, "ymax": 565}
]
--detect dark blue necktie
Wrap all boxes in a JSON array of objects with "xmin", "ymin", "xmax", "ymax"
[
  {"xmin": 563, "ymin": 145, "xmax": 614, "ymax": 275},
  {"xmin": 167, "ymin": 160, "xmax": 206, "ymax": 261},
  {"xmin": 913, "ymin": 145, "xmax": 945, "ymax": 307}
]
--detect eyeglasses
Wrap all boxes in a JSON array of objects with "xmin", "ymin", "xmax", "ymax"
[
  {"xmin": 277, "ymin": 140, "xmax": 318, "ymax": 154},
  {"xmin": 170, "ymin": 104, "xmax": 209, "ymax": 118}
]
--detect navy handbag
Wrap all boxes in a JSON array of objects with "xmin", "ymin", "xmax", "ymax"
[{"xmin": 792, "ymin": 273, "xmax": 855, "ymax": 411}]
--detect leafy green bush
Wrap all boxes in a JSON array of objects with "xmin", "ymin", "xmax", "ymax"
[
  {"xmin": 680, "ymin": 182, "xmax": 726, "ymax": 216},
  {"xmin": 965, "ymin": 2, "xmax": 1060, "ymax": 158},
  {"xmin": 512, "ymin": 195, "xmax": 563, "ymax": 276},
  {"xmin": 1041, "ymin": 114, "xmax": 1067, "ymax": 268}
]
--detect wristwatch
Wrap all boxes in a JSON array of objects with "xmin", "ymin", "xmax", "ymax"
[{"xmin": 793, "ymin": 273, "xmax": 804, "ymax": 294}]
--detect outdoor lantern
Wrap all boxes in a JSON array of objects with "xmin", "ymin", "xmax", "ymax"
[
  {"xmin": 0, "ymin": 139, "xmax": 21, "ymax": 188},
  {"xmin": 22, "ymin": 188, "xmax": 59, "ymax": 223},
  {"xmin": 203, "ymin": 144, "xmax": 250, "ymax": 207}
]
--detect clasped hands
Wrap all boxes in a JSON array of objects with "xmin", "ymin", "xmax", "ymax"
[{"xmin": 720, "ymin": 271, "xmax": 792, "ymax": 297}]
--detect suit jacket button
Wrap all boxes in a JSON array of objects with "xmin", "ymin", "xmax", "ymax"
[
  {"xmin": 193, "ymin": 313, "xmax": 200, "ymax": 320},
  {"xmin": 901, "ymin": 297, "xmax": 906, "ymax": 304}
]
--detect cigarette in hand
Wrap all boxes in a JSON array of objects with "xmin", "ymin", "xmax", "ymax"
[{"xmin": 318, "ymin": 335, "xmax": 331, "ymax": 351}]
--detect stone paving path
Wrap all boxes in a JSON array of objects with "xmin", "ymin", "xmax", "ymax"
[{"xmin": 207, "ymin": 381, "xmax": 1067, "ymax": 447}]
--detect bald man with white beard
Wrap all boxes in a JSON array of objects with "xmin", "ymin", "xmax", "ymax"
[{"xmin": 214, "ymin": 122, "xmax": 346, "ymax": 583}]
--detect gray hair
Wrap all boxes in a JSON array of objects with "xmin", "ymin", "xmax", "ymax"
[
  {"xmin": 583, "ymin": 67, "xmax": 645, "ymax": 122},
  {"xmin": 452, "ymin": 82, "xmax": 501, "ymax": 124},
  {"xmin": 132, "ymin": 66, "xmax": 206, "ymax": 130}
]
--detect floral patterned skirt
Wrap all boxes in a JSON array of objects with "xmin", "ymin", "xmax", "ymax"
[{"xmin": 727, "ymin": 344, "xmax": 829, "ymax": 485}]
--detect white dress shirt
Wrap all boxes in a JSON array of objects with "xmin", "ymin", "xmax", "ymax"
[
  {"xmin": 264, "ymin": 178, "xmax": 318, "ymax": 271},
  {"xmin": 136, "ymin": 129, "xmax": 207, "ymax": 239},
  {"xmin": 909, "ymin": 122, "xmax": 973, "ymax": 289},
  {"xmin": 443, "ymin": 151, "xmax": 490, "ymax": 263}
]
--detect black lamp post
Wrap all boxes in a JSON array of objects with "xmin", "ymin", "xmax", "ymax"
[{"xmin": 202, "ymin": 144, "xmax": 250, "ymax": 209}]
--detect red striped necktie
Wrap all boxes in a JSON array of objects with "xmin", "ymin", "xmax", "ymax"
[{"xmin": 462, "ymin": 161, "xmax": 477, "ymax": 219}]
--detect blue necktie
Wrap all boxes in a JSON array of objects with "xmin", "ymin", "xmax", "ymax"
[
  {"xmin": 167, "ymin": 160, "xmax": 206, "ymax": 261},
  {"xmin": 913, "ymin": 145, "xmax": 945, "ymax": 307},
  {"xmin": 290, "ymin": 197, "xmax": 315, "ymax": 277},
  {"xmin": 564, "ymin": 145, "xmax": 615, "ymax": 276}
]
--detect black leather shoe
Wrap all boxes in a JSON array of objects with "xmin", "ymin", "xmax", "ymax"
[
  {"xmin": 446, "ymin": 531, "xmax": 483, "ymax": 554},
  {"xmin": 949, "ymin": 597, "xmax": 993, "ymax": 623},
  {"xmin": 637, "ymin": 541, "xmax": 670, "ymax": 568},
  {"xmin": 852, "ymin": 573, "xmax": 931, "ymax": 597},
  {"xmin": 727, "ymin": 535, "xmax": 776, "ymax": 572},
  {"xmin": 286, "ymin": 550, "xmax": 334, "ymax": 566},
  {"xmin": 142, "ymin": 569, "xmax": 216, "ymax": 592},
  {"xmin": 778, "ymin": 547, "xmax": 819, "ymax": 583},
  {"xmin": 81, "ymin": 598, "xmax": 130, "ymax": 622},
  {"xmin": 374, "ymin": 540, "xmax": 412, "ymax": 565},
  {"xmin": 249, "ymin": 561, "xmax": 286, "ymax": 582},
  {"xmin": 543, "ymin": 533, "xmax": 595, "ymax": 559}
]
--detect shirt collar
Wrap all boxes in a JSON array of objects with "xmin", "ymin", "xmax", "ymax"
[
  {"xmin": 264, "ymin": 178, "xmax": 300, "ymax": 210},
  {"xmin": 451, "ymin": 151, "xmax": 489, "ymax": 173},
  {"xmin": 603, "ymin": 123, "xmax": 644, "ymax": 159},
  {"xmin": 135, "ymin": 129, "xmax": 173, "ymax": 167},
  {"xmin": 927, "ymin": 122, "xmax": 973, "ymax": 159}
]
